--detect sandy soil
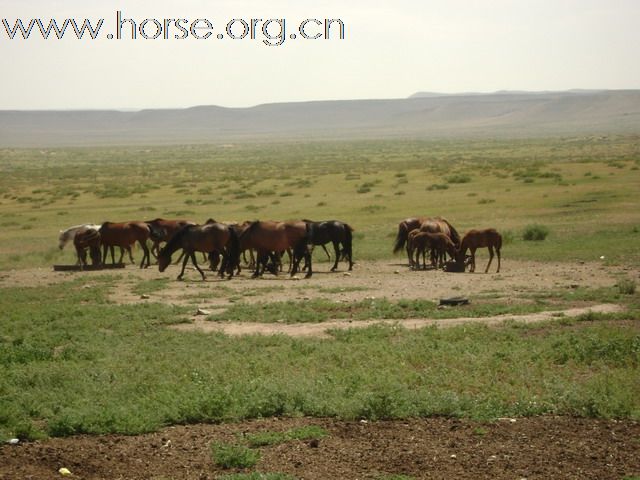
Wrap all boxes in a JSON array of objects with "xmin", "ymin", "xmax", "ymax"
[{"xmin": 2, "ymin": 258, "xmax": 635, "ymax": 338}]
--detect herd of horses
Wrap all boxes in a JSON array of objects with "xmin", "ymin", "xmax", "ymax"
[
  {"xmin": 392, "ymin": 216, "xmax": 502, "ymax": 273},
  {"xmin": 58, "ymin": 215, "xmax": 501, "ymax": 280},
  {"xmin": 58, "ymin": 218, "xmax": 354, "ymax": 279}
]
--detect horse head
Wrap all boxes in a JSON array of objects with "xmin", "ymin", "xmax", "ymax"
[{"xmin": 157, "ymin": 249, "xmax": 171, "ymax": 272}]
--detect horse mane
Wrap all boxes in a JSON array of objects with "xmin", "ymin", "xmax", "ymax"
[
  {"xmin": 144, "ymin": 218, "xmax": 164, "ymax": 224},
  {"xmin": 238, "ymin": 220, "xmax": 260, "ymax": 240}
]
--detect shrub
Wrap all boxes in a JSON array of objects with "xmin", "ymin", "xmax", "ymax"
[
  {"xmin": 427, "ymin": 184, "xmax": 449, "ymax": 191},
  {"xmin": 445, "ymin": 174, "xmax": 471, "ymax": 184},
  {"xmin": 522, "ymin": 224, "xmax": 549, "ymax": 241},
  {"xmin": 210, "ymin": 442, "xmax": 260, "ymax": 469},
  {"xmin": 617, "ymin": 279, "xmax": 636, "ymax": 295}
]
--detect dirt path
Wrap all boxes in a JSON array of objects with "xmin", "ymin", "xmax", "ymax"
[
  {"xmin": 2, "ymin": 259, "xmax": 635, "ymax": 339},
  {"xmin": 172, "ymin": 303, "xmax": 624, "ymax": 338}
]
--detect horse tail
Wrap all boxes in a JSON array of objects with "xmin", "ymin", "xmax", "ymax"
[
  {"xmin": 441, "ymin": 217, "xmax": 461, "ymax": 247},
  {"xmin": 495, "ymin": 230, "xmax": 503, "ymax": 250},
  {"xmin": 344, "ymin": 223, "xmax": 353, "ymax": 258},
  {"xmin": 393, "ymin": 222, "xmax": 408, "ymax": 254}
]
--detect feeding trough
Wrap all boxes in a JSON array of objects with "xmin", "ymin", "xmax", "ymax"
[
  {"xmin": 53, "ymin": 263, "xmax": 126, "ymax": 272},
  {"xmin": 439, "ymin": 296, "xmax": 470, "ymax": 306}
]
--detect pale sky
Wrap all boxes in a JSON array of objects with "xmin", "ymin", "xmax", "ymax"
[{"xmin": 1, "ymin": 0, "xmax": 639, "ymax": 110}]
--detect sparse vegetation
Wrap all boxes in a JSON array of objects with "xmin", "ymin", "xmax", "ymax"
[
  {"xmin": 210, "ymin": 442, "xmax": 260, "ymax": 469},
  {"xmin": 522, "ymin": 224, "xmax": 550, "ymax": 241}
]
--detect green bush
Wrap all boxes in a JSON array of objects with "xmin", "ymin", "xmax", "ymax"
[
  {"xmin": 445, "ymin": 174, "xmax": 471, "ymax": 184},
  {"xmin": 210, "ymin": 442, "xmax": 260, "ymax": 469},
  {"xmin": 617, "ymin": 279, "xmax": 636, "ymax": 295},
  {"xmin": 522, "ymin": 224, "xmax": 549, "ymax": 241}
]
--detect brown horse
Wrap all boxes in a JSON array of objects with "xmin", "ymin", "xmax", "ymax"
[
  {"xmin": 99, "ymin": 221, "xmax": 152, "ymax": 268},
  {"xmin": 73, "ymin": 227, "xmax": 102, "ymax": 269},
  {"xmin": 410, "ymin": 232, "xmax": 457, "ymax": 269},
  {"xmin": 238, "ymin": 220, "xmax": 311, "ymax": 278},
  {"xmin": 157, "ymin": 222, "xmax": 239, "ymax": 280},
  {"xmin": 145, "ymin": 218, "xmax": 196, "ymax": 258},
  {"xmin": 457, "ymin": 228, "xmax": 502, "ymax": 273},
  {"xmin": 399, "ymin": 217, "xmax": 460, "ymax": 267}
]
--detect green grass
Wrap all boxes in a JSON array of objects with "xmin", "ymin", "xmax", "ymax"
[
  {"xmin": 131, "ymin": 278, "xmax": 172, "ymax": 296},
  {"xmin": 1, "ymin": 279, "xmax": 638, "ymax": 441},
  {"xmin": 522, "ymin": 224, "xmax": 550, "ymax": 241},
  {"xmin": 208, "ymin": 298, "xmax": 565, "ymax": 324},
  {"xmin": 210, "ymin": 442, "xmax": 260, "ymax": 469},
  {"xmin": 1, "ymin": 136, "xmax": 639, "ymax": 269}
]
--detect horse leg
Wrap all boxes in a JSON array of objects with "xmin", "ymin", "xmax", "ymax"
[
  {"xmin": 139, "ymin": 241, "xmax": 150, "ymax": 269},
  {"xmin": 110, "ymin": 246, "xmax": 117, "ymax": 265},
  {"xmin": 127, "ymin": 246, "xmax": 135, "ymax": 265},
  {"xmin": 177, "ymin": 252, "xmax": 190, "ymax": 280},
  {"xmin": 304, "ymin": 249, "xmax": 313, "ymax": 278},
  {"xmin": 496, "ymin": 246, "xmax": 501, "ymax": 273},
  {"xmin": 485, "ymin": 246, "xmax": 494, "ymax": 273},
  {"xmin": 191, "ymin": 252, "xmax": 206, "ymax": 281},
  {"xmin": 331, "ymin": 241, "xmax": 340, "ymax": 271},
  {"xmin": 252, "ymin": 252, "xmax": 264, "ymax": 278},
  {"xmin": 470, "ymin": 248, "xmax": 477, "ymax": 273}
]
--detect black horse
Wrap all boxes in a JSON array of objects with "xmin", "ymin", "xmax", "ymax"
[{"xmin": 303, "ymin": 219, "xmax": 354, "ymax": 271}]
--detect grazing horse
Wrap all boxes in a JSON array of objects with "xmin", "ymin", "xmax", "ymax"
[
  {"xmin": 157, "ymin": 222, "xmax": 239, "ymax": 280},
  {"xmin": 73, "ymin": 227, "xmax": 102, "ymax": 269},
  {"xmin": 457, "ymin": 228, "xmax": 502, "ymax": 273},
  {"xmin": 58, "ymin": 224, "xmax": 101, "ymax": 263},
  {"xmin": 238, "ymin": 220, "xmax": 311, "ymax": 278},
  {"xmin": 303, "ymin": 219, "xmax": 354, "ymax": 271},
  {"xmin": 410, "ymin": 232, "xmax": 457, "ymax": 270},
  {"xmin": 145, "ymin": 218, "xmax": 196, "ymax": 258},
  {"xmin": 99, "ymin": 221, "xmax": 152, "ymax": 268},
  {"xmin": 394, "ymin": 216, "xmax": 460, "ymax": 265}
]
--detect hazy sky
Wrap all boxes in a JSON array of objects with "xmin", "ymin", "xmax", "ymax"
[{"xmin": 1, "ymin": 0, "xmax": 639, "ymax": 109}]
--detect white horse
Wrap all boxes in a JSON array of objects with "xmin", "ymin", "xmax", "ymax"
[{"xmin": 58, "ymin": 224, "xmax": 101, "ymax": 253}]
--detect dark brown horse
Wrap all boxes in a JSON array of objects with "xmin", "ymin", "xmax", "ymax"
[
  {"xmin": 99, "ymin": 221, "xmax": 152, "ymax": 268},
  {"xmin": 73, "ymin": 227, "xmax": 102, "ymax": 268},
  {"xmin": 396, "ymin": 217, "xmax": 460, "ymax": 267},
  {"xmin": 157, "ymin": 222, "xmax": 239, "ymax": 280},
  {"xmin": 145, "ymin": 218, "xmax": 196, "ymax": 258},
  {"xmin": 457, "ymin": 228, "xmax": 502, "ymax": 273},
  {"xmin": 303, "ymin": 219, "xmax": 354, "ymax": 271},
  {"xmin": 238, "ymin": 220, "xmax": 311, "ymax": 278}
]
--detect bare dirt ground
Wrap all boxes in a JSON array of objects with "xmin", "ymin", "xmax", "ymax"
[
  {"xmin": 2, "ymin": 416, "xmax": 639, "ymax": 480},
  {"xmin": 2, "ymin": 259, "xmax": 638, "ymax": 479},
  {"xmin": 2, "ymin": 258, "xmax": 636, "ymax": 338}
]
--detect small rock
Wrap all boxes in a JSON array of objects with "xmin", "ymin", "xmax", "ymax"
[
  {"xmin": 140, "ymin": 294, "xmax": 150, "ymax": 299},
  {"xmin": 6, "ymin": 438, "xmax": 19, "ymax": 445},
  {"xmin": 196, "ymin": 308, "xmax": 211, "ymax": 316},
  {"xmin": 308, "ymin": 439, "xmax": 320, "ymax": 448},
  {"xmin": 59, "ymin": 467, "xmax": 72, "ymax": 476},
  {"xmin": 450, "ymin": 454, "xmax": 457, "ymax": 459},
  {"xmin": 343, "ymin": 272, "xmax": 351, "ymax": 276},
  {"xmin": 570, "ymin": 284, "xmax": 579, "ymax": 289},
  {"xmin": 359, "ymin": 419, "xmax": 368, "ymax": 424},
  {"xmin": 599, "ymin": 255, "xmax": 605, "ymax": 260}
]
